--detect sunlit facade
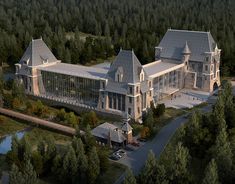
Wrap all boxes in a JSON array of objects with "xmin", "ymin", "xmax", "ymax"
[{"xmin": 15, "ymin": 29, "xmax": 221, "ymax": 121}]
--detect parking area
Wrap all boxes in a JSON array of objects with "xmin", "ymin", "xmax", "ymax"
[{"xmin": 158, "ymin": 89, "xmax": 210, "ymax": 109}]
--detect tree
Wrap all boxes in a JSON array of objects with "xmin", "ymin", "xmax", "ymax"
[
  {"xmin": 11, "ymin": 79, "xmax": 25, "ymax": 101},
  {"xmin": 66, "ymin": 112, "xmax": 78, "ymax": 127},
  {"xmin": 23, "ymin": 158, "xmax": 38, "ymax": 184},
  {"xmin": 72, "ymin": 137, "xmax": 88, "ymax": 182},
  {"xmin": 9, "ymin": 164, "xmax": 25, "ymax": 184},
  {"xmin": 139, "ymin": 150, "xmax": 156, "ymax": 184},
  {"xmin": 87, "ymin": 146, "xmax": 100, "ymax": 184},
  {"xmin": 202, "ymin": 159, "xmax": 220, "ymax": 184},
  {"xmin": 124, "ymin": 169, "xmax": 136, "ymax": 184},
  {"xmin": 82, "ymin": 111, "xmax": 98, "ymax": 127},
  {"xmin": 144, "ymin": 109, "xmax": 154, "ymax": 131},
  {"xmin": 171, "ymin": 142, "xmax": 191, "ymax": 184},
  {"xmin": 62, "ymin": 146, "xmax": 78, "ymax": 184},
  {"xmin": 212, "ymin": 95, "xmax": 226, "ymax": 132},
  {"xmin": 57, "ymin": 108, "xmax": 66, "ymax": 122},
  {"xmin": 140, "ymin": 126, "xmax": 150, "ymax": 139},
  {"xmin": 31, "ymin": 151, "xmax": 43, "ymax": 176},
  {"xmin": 211, "ymin": 127, "xmax": 233, "ymax": 183}
]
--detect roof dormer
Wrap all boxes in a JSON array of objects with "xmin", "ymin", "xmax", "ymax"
[
  {"xmin": 115, "ymin": 66, "xmax": 123, "ymax": 82},
  {"xmin": 140, "ymin": 68, "xmax": 145, "ymax": 82}
]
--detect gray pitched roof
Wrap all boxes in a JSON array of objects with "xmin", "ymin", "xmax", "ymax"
[
  {"xmin": 158, "ymin": 29, "xmax": 216, "ymax": 62},
  {"xmin": 19, "ymin": 38, "xmax": 58, "ymax": 67},
  {"xmin": 91, "ymin": 122, "xmax": 126, "ymax": 143},
  {"xmin": 121, "ymin": 122, "xmax": 133, "ymax": 132},
  {"xmin": 107, "ymin": 50, "xmax": 146, "ymax": 83}
]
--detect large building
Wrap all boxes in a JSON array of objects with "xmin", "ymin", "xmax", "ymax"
[{"xmin": 15, "ymin": 29, "xmax": 221, "ymax": 121}]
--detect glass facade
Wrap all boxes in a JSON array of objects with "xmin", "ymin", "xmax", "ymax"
[
  {"xmin": 40, "ymin": 71, "xmax": 100, "ymax": 107},
  {"xmin": 108, "ymin": 92, "xmax": 126, "ymax": 111}
]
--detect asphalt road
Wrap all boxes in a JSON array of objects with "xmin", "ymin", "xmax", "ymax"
[
  {"xmin": 115, "ymin": 94, "xmax": 219, "ymax": 184},
  {"xmin": 115, "ymin": 114, "xmax": 188, "ymax": 184}
]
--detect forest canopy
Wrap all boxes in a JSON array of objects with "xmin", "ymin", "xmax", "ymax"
[{"xmin": 0, "ymin": 0, "xmax": 234, "ymax": 75}]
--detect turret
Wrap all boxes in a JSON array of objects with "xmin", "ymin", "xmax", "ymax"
[{"xmin": 182, "ymin": 41, "xmax": 191, "ymax": 70}]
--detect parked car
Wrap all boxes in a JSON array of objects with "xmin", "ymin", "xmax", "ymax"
[
  {"xmin": 131, "ymin": 141, "xmax": 140, "ymax": 147},
  {"xmin": 137, "ymin": 138, "xmax": 147, "ymax": 142},
  {"xmin": 117, "ymin": 149, "xmax": 126, "ymax": 156},
  {"xmin": 109, "ymin": 155, "xmax": 119, "ymax": 161}
]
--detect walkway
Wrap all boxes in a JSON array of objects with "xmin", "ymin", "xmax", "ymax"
[
  {"xmin": 159, "ymin": 89, "xmax": 210, "ymax": 109},
  {"xmin": 0, "ymin": 108, "xmax": 83, "ymax": 136}
]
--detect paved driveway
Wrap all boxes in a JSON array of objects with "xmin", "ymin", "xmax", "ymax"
[
  {"xmin": 119, "ymin": 116, "xmax": 187, "ymax": 174},
  {"xmin": 114, "ymin": 91, "xmax": 221, "ymax": 184}
]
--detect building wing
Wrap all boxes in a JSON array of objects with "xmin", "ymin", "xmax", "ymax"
[
  {"xmin": 107, "ymin": 50, "xmax": 147, "ymax": 84},
  {"xmin": 158, "ymin": 29, "xmax": 216, "ymax": 62}
]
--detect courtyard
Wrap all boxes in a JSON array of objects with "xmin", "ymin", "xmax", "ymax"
[{"xmin": 158, "ymin": 89, "xmax": 211, "ymax": 109}]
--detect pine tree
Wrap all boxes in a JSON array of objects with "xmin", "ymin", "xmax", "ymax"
[
  {"xmin": 72, "ymin": 137, "xmax": 88, "ymax": 181},
  {"xmin": 171, "ymin": 142, "xmax": 191, "ymax": 184},
  {"xmin": 9, "ymin": 164, "xmax": 25, "ymax": 184},
  {"xmin": 212, "ymin": 127, "xmax": 233, "ymax": 183},
  {"xmin": 212, "ymin": 95, "xmax": 225, "ymax": 132},
  {"xmin": 88, "ymin": 146, "xmax": 100, "ymax": 184},
  {"xmin": 202, "ymin": 159, "xmax": 220, "ymax": 184},
  {"xmin": 155, "ymin": 161, "xmax": 169, "ymax": 184},
  {"xmin": 23, "ymin": 158, "xmax": 38, "ymax": 184},
  {"xmin": 139, "ymin": 150, "xmax": 156, "ymax": 184},
  {"xmin": 62, "ymin": 146, "xmax": 78, "ymax": 183},
  {"xmin": 124, "ymin": 169, "xmax": 136, "ymax": 184}
]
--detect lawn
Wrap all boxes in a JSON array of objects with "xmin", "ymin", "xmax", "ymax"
[
  {"xmin": 25, "ymin": 127, "xmax": 72, "ymax": 146},
  {"xmin": 97, "ymin": 162, "xmax": 127, "ymax": 184},
  {"xmin": 0, "ymin": 115, "xmax": 28, "ymax": 137}
]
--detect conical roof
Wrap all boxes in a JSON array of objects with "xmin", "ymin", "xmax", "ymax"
[{"xmin": 182, "ymin": 41, "xmax": 191, "ymax": 54}]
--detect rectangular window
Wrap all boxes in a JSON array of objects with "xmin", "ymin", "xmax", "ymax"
[
  {"xmin": 128, "ymin": 108, "xmax": 131, "ymax": 115},
  {"xmin": 129, "ymin": 86, "xmax": 133, "ymax": 94},
  {"xmin": 102, "ymin": 102, "xmax": 104, "ymax": 109},
  {"xmin": 102, "ymin": 82, "xmax": 105, "ymax": 89},
  {"xmin": 205, "ymin": 65, "xmax": 208, "ymax": 71},
  {"xmin": 136, "ymin": 86, "xmax": 139, "ymax": 93},
  {"xmin": 149, "ymin": 91, "xmax": 152, "ymax": 97},
  {"xmin": 192, "ymin": 64, "xmax": 195, "ymax": 70},
  {"xmin": 149, "ymin": 81, "xmax": 151, "ymax": 88},
  {"xmin": 129, "ymin": 97, "xmax": 132, "ymax": 104},
  {"xmin": 138, "ymin": 107, "xmax": 140, "ymax": 114}
]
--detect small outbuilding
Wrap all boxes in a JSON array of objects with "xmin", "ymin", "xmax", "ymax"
[{"xmin": 91, "ymin": 122, "xmax": 133, "ymax": 148}]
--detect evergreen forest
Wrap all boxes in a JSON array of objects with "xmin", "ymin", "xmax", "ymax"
[{"xmin": 0, "ymin": 0, "xmax": 234, "ymax": 75}]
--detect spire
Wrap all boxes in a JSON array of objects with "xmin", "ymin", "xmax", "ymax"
[{"xmin": 182, "ymin": 41, "xmax": 191, "ymax": 55}]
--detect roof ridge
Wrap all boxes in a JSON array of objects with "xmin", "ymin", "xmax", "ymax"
[
  {"xmin": 168, "ymin": 29, "xmax": 209, "ymax": 34},
  {"xmin": 132, "ymin": 50, "xmax": 135, "ymax": 83}
]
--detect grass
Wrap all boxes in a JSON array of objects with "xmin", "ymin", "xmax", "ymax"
[
  {"xmin": 0, "ymin": 115, "xmax": 28, "ymax": 137},
  {"xmin": 25, "ymin": 127, "xmax": 72, "ymax": 146},
  {"xmin": 97, "ymin": 162, "xmax": 127, "ymax": 184},
  {"xmin": 156, "ymin": 108, "xmax": 185, "ymax": 129}
]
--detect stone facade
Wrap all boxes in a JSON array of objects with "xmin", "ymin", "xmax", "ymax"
[{"xmin": 16, "ymin": 29, "xmax": 221, "ymax": 122}]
